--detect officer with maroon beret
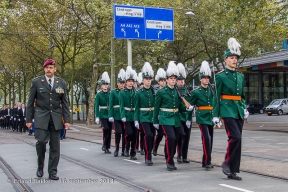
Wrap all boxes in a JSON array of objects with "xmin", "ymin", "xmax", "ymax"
[{"xmin": 26, "ymin": 59, "xmax": 70, "ymax": 180}]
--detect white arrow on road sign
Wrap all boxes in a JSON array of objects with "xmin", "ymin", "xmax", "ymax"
[
  {"xmin": 158, "ymin": 31, "xmax": 162, "ymax": 38},
  {"xmin": 135, "ymin": 29, "xmax": 139, "ymax": 37},
  {"xmin": 121, "ymin": 28, "xmax": 126, "ymax": 37}
]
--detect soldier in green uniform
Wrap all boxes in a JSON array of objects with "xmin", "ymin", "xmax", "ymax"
[
  {"xmin": 153, "ymin": 61, "xmax": 194, "ymax": 171},
  {"xmin": 135, "ymin": 72, "xmax": 145, "ymax": 155},
  {"xmin": 108, "ymin": 69, "xmax": 126, "ymax": 157},
  {"xmin": 152, "ymin": 68, "xmax": 166, "ymax": 156},
  {"xmin": 94, "ymin": 72, "xmax": 112, "ymax": 153},
  {"xmin": 134, "ymin": 62, "xmax": 156, "ymax": 165},
  {"xmin": 213, "ymin": 38, "xmax": 249, "ymax": 180},
  {"xmin": 190, "ymin": 61, "xmax": 214, "ymax": 170},
  {"xmin": 26, "ymin": 59, "xmax": 70, "ymax": 180},
  {"xmin": 176, "ymin": 63, "xmax": 192, "ymax": 164},
  {"xmin": 119, "ymin": 66, "xmax": 138, "ymax": 160}
]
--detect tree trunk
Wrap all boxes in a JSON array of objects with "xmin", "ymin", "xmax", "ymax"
[{"xmin": 86, "ymin": 65, "xmax": 98, "ymax": 126}]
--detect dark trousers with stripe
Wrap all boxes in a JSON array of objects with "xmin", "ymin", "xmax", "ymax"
[
  {"xmin": 222, "ymin": 118, "xmax": 243, "ymax": 173},
  {"xmin": 141, "ymin": 122, "xmax": 155, "ymax": 160},
  {"xmin": 101, "ymin": 119, "xmax": 112, "ymax": 149},
  {"xmin": 113, "ymin": 120, "xmax": 125, "ymax": 153},
  {"xmin": 176, "ymin": 121, "xmax": 191, "ymax": 159},
  {"xmin": 198, "ymin": 124, "xmax": 214, "ymax": 166},
  {"xmin": 136, "ymin": 124, "xmax": 145, "ymax": 151},
  {"xmin": 153, "ymin": 126, "xmax": 164, "ymax": 152},
  {"xmin": 124, "ymin": 121, "xmax": 138, "ymax": 156},
  {"xmin": 162, "ymin": 125, "xmax": 179, "ymax": 165}
]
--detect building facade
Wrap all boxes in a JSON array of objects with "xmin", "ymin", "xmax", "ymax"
[{"xmin": 240, "ymin": 48, "xmax": 288, "ymax": 106}]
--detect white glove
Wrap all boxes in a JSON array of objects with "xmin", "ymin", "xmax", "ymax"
[
  {"xmin": 14, "ymin": 118, "xmax": 16, "ymax": 121},
  {"xmin": 109, "ymin": 117, "xmax": 114, "ymax": 122},
  {"xmin": 186, "ymin": 105, "xmax": 194, "ymax": 111},
  {"xmin": 24, "ymin": 118, "xmax": 26, "ymax": 121},
  {"xmin": 122, "ymin": 117, "xmax": 126, "ymax": 122},
  {"xmin": 186, "ymin": 120, "xmax": 191, "ymax": 128},
  {"xmin": 244, "ymin": 109, "xmax": 249, "ymax": 119},
  {"xmin": 134, "ymin": 121, "xmax": 139, "ymax": 129},
  {"xmin": 18, "ymin": 119, "xmax": 20, "ymax": 122},
  {"xmin": 212, "ymin": 117, "xmax": 221, "ymax": 127},
  {"xmin": 32, "ymin": 119, "xmax": 34, "ymax": 122},
  {"xmin": 153, "ymin": 124, "xmax": 159, "ymax": 129},
  {"xmin": 95, "ymin": 117, "xmax": 100, "ymax": 124}
]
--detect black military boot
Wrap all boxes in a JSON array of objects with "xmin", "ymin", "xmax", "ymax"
[{"xmin": 114, "ymin": 149, "xmax": 119, "ymax": 157}]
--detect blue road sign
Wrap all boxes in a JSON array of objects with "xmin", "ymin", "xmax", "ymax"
[{"xmin": 114, "ymin": 5, "xmax": 174, "ymax": 41}]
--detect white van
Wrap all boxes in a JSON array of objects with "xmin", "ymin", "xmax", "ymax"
[{"xmin": 265, "ymin": 98, "xmax": 288, "ymax": 116}]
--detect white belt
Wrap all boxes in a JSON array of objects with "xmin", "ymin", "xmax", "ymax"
[
  {"xmin": 160, "ymin": 108, "xmax": 178, "ymax": 113},
  {"xmin": 99, "ymin": 106, "xmax": 108, "ymax": 109},
  {"xmin": 113, "ymin": 105, "xmax": 120, "ymax": 108},
  {"xmin": 140, "ymin": 107, "xmax": 154, "ymax": 111},
  {"xmin": 124, "ymin": 107, "xmax": 135, "ymax": 111}
]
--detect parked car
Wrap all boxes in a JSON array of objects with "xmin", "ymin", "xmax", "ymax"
[
  {"xmin": 265, "ymin": 98, "xmax": 288, "ymax": 116},
  {"xmin": 247, "ymin": 104, "xmax": 265, "ymax": 114}
]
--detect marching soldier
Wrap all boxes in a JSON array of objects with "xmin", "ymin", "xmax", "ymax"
[
  {"xmin": 108, "ymin": 69, "xmax": 126, "ymax": 157},
  {"xmin": 26, "ymin": 59, "xmax": 70, "ymax": 180},
  {"xmin": 152, "ymin": 68, "xmax": 166, "ymax": 156},
  {"xmin": 213, "ymin": 38, "xmax": 249, "ymax": 180},
  {"xmin": 119, "ymin": 66, "xmax": 138, "ymax": 160},
  {"xmin": 176, "ymin": 63, "xmax": 192, "ymax": 163},
  {"xmin": 190, "ymin": 61, "xmax": 214, "ymax": 170},
  {"xmin": 136, "ymin": 72, "xmax": 145, "ymax": 155},
  {"xmin": 94, "ymin": 71, "xmax": 112, "ymax": 153},
  {"xmin": 134, "ymin": 62, "xmax": 156, "ymax": 165},
  {"xmin": 153, "ymin": 61, "xmax": 193, "ymax": 171}
]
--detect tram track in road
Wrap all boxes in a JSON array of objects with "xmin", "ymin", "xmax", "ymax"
[
  {"xmin": 4, "ymin": 134, "xmax": 157, "ymax": 192},
  {"xmin": 0, "ymin": 155, "xmax": 34, "ymax": 192}
]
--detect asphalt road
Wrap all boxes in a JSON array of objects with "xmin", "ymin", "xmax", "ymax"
[{"xmin": 1, "ymin": 124, "xmax": 288, "ymax": 192}]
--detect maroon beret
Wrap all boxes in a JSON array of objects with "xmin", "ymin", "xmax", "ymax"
[{"xmin": 43, "ymin": 59, "xmax": 55, "ymax": 68}]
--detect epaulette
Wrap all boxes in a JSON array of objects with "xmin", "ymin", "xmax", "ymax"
[
  {"xmin": 32, "ymin": 76, "xmax": 43, "ymax": 81},
  {"xmin": 237, "ymin": 69, "xmax": 243, "ymax": 74},
  {"xmin": 56, "ymin": 77, "xmax": 66, "ymax": 83},
  {"xmin": 217, "ymin": 70, "xmax": 224, "ymax": 74}
]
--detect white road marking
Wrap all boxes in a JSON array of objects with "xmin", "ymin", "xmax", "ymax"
[
  {"xmin": 72, "ymin": 124, "xmax": 94, "ymax": 130},
  {"xmin": 80, "ymin": 148, "xmax": 89, "ymax": 151},
  {"xmin": 219, "ymin": 184, "xmax": 253, "ymax": 192},
  {"xmin": 123, "ymin": 159, "xmax": 141, "ymax": 164}
]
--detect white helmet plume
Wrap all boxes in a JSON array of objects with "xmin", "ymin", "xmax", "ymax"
[
  {"xmin": 177, "ymin": 63, "xmax": 187, "ymax": 79},
  {"xmin": 155, "ymin": 68, "xmax": 166, "ymax": 81},
  {"xmin": 166, "ymin": 61, "xmax": 179, "ymax": 78},
  {"xmin": 228, "ymin": 37, "xmax": 241, "ymax": 56},
  {"xmin": 100, "ymin": 71, "xmax": 110, "ymax": 84},
  {"xmin": 141, "ymin": 62, "xmax": 154, "ymax": 78},
  {"xmin": 117, "ymin": 68, "xmax": 125, "ymax": 82}
]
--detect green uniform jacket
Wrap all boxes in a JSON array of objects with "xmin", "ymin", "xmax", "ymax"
[
  {"xmin": 119, "ymin": 87, "xmax": 135, "ymax": 122},
  {"xmin": 213, "ymin": 68, "xmax": 246, "ymax": 119},
  {"xmin": 153, "ymin": 85, "xmax": 186, "ymax": 127},
  {"xmin": 190, "ymin": 86, "xmax": 214, "ymax": 125},
  {"xmin": 26, "ymin": 75, "xmax": 70, "ymax": 130},
  {"xmin": 94, "ymin": 91, "xmax": 109, "ymax": 119},
  {"xmin": 134, "ymin": 87, "xmax": 155, "ymax": 123},
  {"xmin": 108, "ymin": 88, "xmax": 121, "ymax": 120},
  {"xmin": 178, "ymin": 86, "xmax": 192, "ymax": 122}
]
